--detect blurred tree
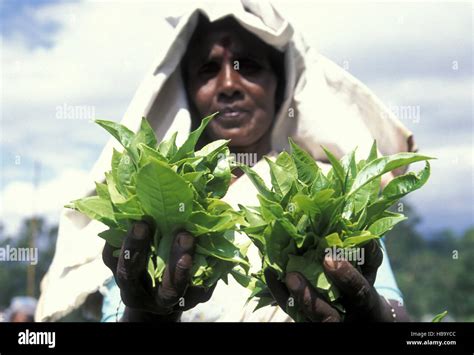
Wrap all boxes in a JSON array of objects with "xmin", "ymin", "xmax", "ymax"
[
  {"xmin": 384, "ymin": 201, "xmax": 474, "ymax": 321},
  {"xmin": 0, "ymin": 218, "xmax": 100, "ymax": 321},
  {"xmin": 0, "ymin": 217, "xmax": 56, "ymax": 308}
]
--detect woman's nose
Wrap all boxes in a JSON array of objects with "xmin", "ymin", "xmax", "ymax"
[{"xmin": 216, "ymin": 61, "xmax": 244, "ymax": 103}]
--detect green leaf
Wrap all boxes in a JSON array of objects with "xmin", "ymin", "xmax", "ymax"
[
  {"xmin": 382, "ymin": 161, "xmax": 431, "ymax": 200},
  {"xmin": 340, "ymin": 148, "xmax": 357, "ymax": 189},
  {"xmin": 136, "ymin": 158, "xmax": 193, "ymax": 253},
  {"xmin": 289, "ymin": 138, "xmax": 320, "ymax": 184},
  {"xmin": 105, "ymin": 171, "xmax": 127, "ymax": 205},
  {"xmin": 157, "ymin": 132, "xmax": 178, "ymax": 159},
  {"xmin": 196, "ymin": 235, "xmax": 249, "ymax": 266},
  {"xmin": 310, "ymin": 170, "xmax": 330, "ymax": 193},
  {"xmin": 312, "ymin": 189, "xmax": 335, "ymax": 206},
  {"xmin": 185, "ymin": 211, "xmax": 237, "ymax": 235},
  {"xmin": 365, "ymin": 162, "xmax": 431, "ymax": 225},
  {"xmin": 116, "ymin": 152, "xmax": 136, "ymax": 196},
  {"xmin": 230, "ymin": 268, "xmax": 253, "ymax": 288},
  {"xmin": 322, "ymin": 146, "xmax": 346, "ymax": 191},
  {"xmin": 115, "ymin": 194, "xmax": 143, "ymax": 216},
  {"xmin": 325, "ymin": 232, "xmax": 343, "ymax": 248},
  {"xmin": 280, "ymin": 182, "xmax": 298, "ymax": 210},
  {"xmin": 254, "ymin": 296, "xmax": 275, "ymax": 311},
  {"xmin": 95, "ymin": 120, "xmax": 139, "ymax": 162},
  {"xmin": 349, "ymin": 153, "xmax": 434, "ymax": 196},
  {"xmin": 170, "ymin": 112, "xmax": 218, "ymax": 163},
  {"xmin": 258, "ymin": 195, "xmax": 284, "ymax": 221},
  {"xmin": 98, "ymin": 228, "xmax": 126, "ymax": 248},
  {"xmin": 182, "ymin": 172, "xmax": 206, "ymax": 194},
  {"xmin": 240, "ymin": 164, "xmax": 276, "ymax": 202},
  {"xmin": 264, "ymin": 221, "xmax": 296, "ymax": 273},
  {"xmin": 95, "ymin": 120, "xmax": 134, "ymax": 150},
  {"xmin": 195, "ymin": 139, "xmax": 230, "ymax": 161},
  {"xmin": 351, "ymin": 176, "xmax": 381, "ymax": 214},
  {"xmin": 207, "ymin": 198, "xmax": 233, "ymax": 214},
  {"xmin": 131, "ymin": 117, "xmax": 157, "ymax": 149},
  {"xmin": 111, "ymin": 148, "xmax": 122, "ymax": 175},
  {"xmin": 367, "ymin": 140, "xmax": 378, "ymax": 162},
  {"xmin": 432, "ymin": 310, "xmax": 448, "ymax": 322},
  {"xmin": 342, "ymin": 231, "xmax": 380, "ymax": 248},
  {"xmin": 206, "ymin": 154, "xmax": 231, "ymax": 198},
  {"xmin": 95, "ymin": 182, "xmax": 110, "ymax": 200},
  {"xmin": 67, "ymin": 196, "xmax": 116, "ymax": 227},
  {"xmin": 292, "ymin": 194, "xmax": 319, "ymax": 217},
  {"xmin": 138, "ymin": 143, "xmax": 166, "ymax": 168},
  {"xmin": 368, "ymin": 215, "xmax": 407, "ymax": 236},
  {"xmin": 148, "ymin": 256, "xmax": 156, "ymax": 288},
  {"xmin": 265, "ymin": 157, "xmax": 293, "ymax": 196},
  {"xmin": 239, "ymin": 205, "xmax": 266, "ymax": 227},
  {"xmin": 279, "ymin": 218, "xmax": 306, "ymax": 248},
  {"xmin": 275, "ymin": 151, "xmax": 298, "ymax": 180}
]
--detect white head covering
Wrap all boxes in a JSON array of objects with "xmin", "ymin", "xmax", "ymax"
[{"xmin": 36, "ymin": 0, "xmax": 416, "ymax": 321}]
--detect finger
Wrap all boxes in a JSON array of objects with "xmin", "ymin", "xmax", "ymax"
[
  {"xmin": 323, "ymin": 256, "xmax": 379, "ymax": 315},
  {"xmin": 116, "ymin": 221, "xmax": 156, "ymax": 311},
  {"xmin": 264, "ymin": 268, "xmax": 290, "ymax": 311},
  {"xmin": 360, "ymin": 240, "xmax": 383, "ymax": 285},
  {"xmin": 102, "ymin": 242, "xmax": 118, "ymax": 274},
  {"xmin": 156, "ymin": 231, "xmax": 195, "ymax": 309},
  {"xmin": 285, "ymin": 272, "xmax": 341, "ymax": 322},
  {"xmin": 178, "ymin": 283, "xmax": 217, "ymax": 311},
  {"xmin": 117, "ymin": 221, "xmax": 152, "ymax": 282}
]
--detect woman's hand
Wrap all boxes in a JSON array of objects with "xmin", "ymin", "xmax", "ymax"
[
  {"xmin": 102, "ymin": 221, "xmax": 215, "ymax": 322},
  {"xmin": 265, "ymin": 240, "xmax": 410, "ymax": 322}
]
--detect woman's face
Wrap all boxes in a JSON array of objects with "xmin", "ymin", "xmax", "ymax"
[{"xmin": 183, "ymin": 21, "xmax": 278, "ymax": 147}]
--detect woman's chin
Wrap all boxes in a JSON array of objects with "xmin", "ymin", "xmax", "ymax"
[{"xmin": 208, "ymin": 126, "xmax": 258, "ymax": 147}]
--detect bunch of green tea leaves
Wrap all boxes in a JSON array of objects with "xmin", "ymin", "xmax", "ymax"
[
  {"xmin": 66, "ymin": 113, "xmax": 249, "ymax": 289},
  {"xmin": 239, "ymin": 139, "xmax": 433, "ymax": 321}
]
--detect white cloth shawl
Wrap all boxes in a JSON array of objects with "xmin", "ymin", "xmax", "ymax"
[{"xmin": 35, "ymin": 0, "xmax": 416, "ymax": 321}]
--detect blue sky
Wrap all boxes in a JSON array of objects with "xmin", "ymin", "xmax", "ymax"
[
  {"xmin": 1, "ymin": 0, "xmax": 472, "ymax": 236},
  {"xmin": 0, "ymin": 0, "xmax": 64, "ymax": 48}
]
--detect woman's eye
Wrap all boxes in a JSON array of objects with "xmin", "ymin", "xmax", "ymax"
[
  {"xmin": 238, "ymin": 59, "xmax": 262, "ymax": 73},
  {"xmin": 198, "ymin": 61, "xmax": 219, "ymax": 75}
]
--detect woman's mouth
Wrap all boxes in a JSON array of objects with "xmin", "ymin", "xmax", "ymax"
[{"xmin": 216, "ymin": 108, "xmax": 250, "ymax": 127}]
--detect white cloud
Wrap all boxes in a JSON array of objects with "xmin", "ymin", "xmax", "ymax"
[
  {"xmin": 405, "ymin": 143, "xmax": 473, "ymax": 233},
  {"xmin": 272, "ymin": 1, "xmax": 470, "ymax": 58},
  {"xmin": 368, "ymin": 77, "xmax": 472, "ymax": 111},
  {"xmin": 0, "ymin": 169, "xmax": 90, "ymax": 235},
  {"xmin": 1, "ymin": 1, "xmax": 193, "ymax": 234},
  {"xmin": 1, "ymin": 0, "xmax": 472, "ymax": 236}
]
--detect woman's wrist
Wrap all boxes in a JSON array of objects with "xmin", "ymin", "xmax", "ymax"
[{"xmin": 120, "ymin": 307, "xmax": 182, "ymax": 322}]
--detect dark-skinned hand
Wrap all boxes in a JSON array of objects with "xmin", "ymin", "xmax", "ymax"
[
  {"xmin": 265, "ymin": 240, "xmax": 410, "ymax": 322},
  {"xmin": 102, "ymin": 220, "xmax": 215, "ymax": 322}
]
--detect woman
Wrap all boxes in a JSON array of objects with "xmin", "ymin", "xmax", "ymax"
[{"xmin": 36, "ymin": 1, "xmax": 415, "ymax": 322}]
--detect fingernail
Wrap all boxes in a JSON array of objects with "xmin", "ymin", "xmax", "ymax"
[
  {"xmin": 324, "ymin": 255, "xmax": 339, "ymax": 270},
  {"xmin": 286, "ymin": 273, "xmax": 301, "ymax": 292},
  {"xmin": 132, "ymin": 222, "xmax": 149, "ymax": 240},
  {"xmin": 178, "ymin": 233, "xmax": 194, "ymax": 249},
  {"xmin": 177, "ymin": 254, "xmax": 192, "ymax": 269}
]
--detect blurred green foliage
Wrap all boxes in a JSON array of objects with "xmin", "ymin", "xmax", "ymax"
[
  {"xmin": 384, "ymin": 203, "xmax": 474, "ymax": 321},
  {"xmin": 0, "ymin": 218, "xmax": 56, "ymax": 308},
  {"xmin": 1, "ymin": 202, "xmax": 473, "ymax": 321},
  {"xmin": 0, "ymin": 218, "xmax": 93, "ymax": 321}
]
